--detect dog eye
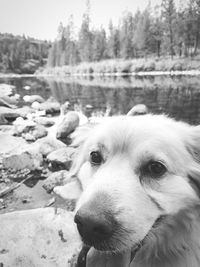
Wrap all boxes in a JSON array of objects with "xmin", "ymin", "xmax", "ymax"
[
  {"xmin": 143, "ymin": 161, "xmax": 167, "ymax": 178},
  {"xmin": 90, "ymin": 151, "xmax": 103, "ymax": 165}
]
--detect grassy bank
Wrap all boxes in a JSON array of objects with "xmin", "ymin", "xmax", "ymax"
[{"xmin": 36, "ymin": 57, "xmax": 200, "ymax": 76}]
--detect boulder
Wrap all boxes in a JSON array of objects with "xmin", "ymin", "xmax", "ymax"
[
  {"xmin": 0, "ymin": 106, "xmax": 33, "ymax": 126},
  {"xmin": 23, "ymin": 95, "xmax": 45, "ymax": 103},
  {"xmin": 33, "ymin": 117, "xmax": 55, "ymax": 127},
  {"xmin": 0, "ymin": 97, "xmax": 16, "ymax": 108},
  {"xmin": 42, "ymin": 170, "xmax": 71, "ymax": 193},
  {"xmin": 2, "ymin": 148, "xmax": 43, "ymax": 171},
  {"xmin": 13, "ymin": 118, "xmax": 48, "ymax": 140},
  {"xmin": 0, "ymin": 83, "xmax": 15, "ymax": 97},
  {"xmin": 127, "ymin": 104, "xmax": 148, "ymax": 116},
  {"xmin": 0, "ymin": 208, "xmax": 81, "ymax": 267},
  {"xmin": 47, "ymin": 147, "xmax": 76, "ymax": 171},
  {"xmin": 54, "ymin": 180, "xmax": 82, "ymax": 201},
  {"xmin": 56, "ymin": 111, "xmax": 80, "ymax": 140},
  {"xmin": 36, "ymin": 137, "xmax": 66, "ymax": 157},
  {"xmin": 1, "ymin": 94, "xmax": 20, "ymax": 105},
  {"xmin": 30, "ymin": 124, "xmax": 48, "ymax": 139},
  {"xmin": 13, "ymin": 117, "xmax": 36, "ymax": 136},
  {"xmin": 0, "ymin": 133, "xmax": 28, "ymax": 155},
  {"xmin": 33, "ymin": 97, "xmax": 60, "ymax": 114},
  {"xmin": 0, "ymin": 107, "xmax": 21, "ymax": 124}
]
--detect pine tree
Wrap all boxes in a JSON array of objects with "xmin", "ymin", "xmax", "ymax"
[{"xmin": 162, "ymin": 0, "xmax": 177, "ymax": 58}]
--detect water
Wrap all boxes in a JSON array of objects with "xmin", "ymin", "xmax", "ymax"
[{"xmin": 1, "ymin": 75, "xmax": 200, "ymax": 125}]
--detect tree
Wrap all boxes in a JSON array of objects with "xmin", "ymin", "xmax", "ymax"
[
  {"xmin": 119, "ymin": 11, "xmax": 134, "ymax": 58},
  {"xmin": 107, "ymin": 20, "xmax": 120, "ymax": 58},
  {"xmin": 162, "ymin": 0, "xmax": 177, "ymax": 58},
  {"xmin": 78, "ymin": 0, "xmax": 93, "ymax": 62},
  {"xmin": 92, "ymin": 28, "xmax": 107, "ymax": 61}
]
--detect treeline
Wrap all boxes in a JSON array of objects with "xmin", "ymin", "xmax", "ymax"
[
  {"xmin": 48, "ymin": 0, "xmax": 200, "ymax": 68},
  {"xmin": 0, "ymin": 33, "xmax": 50, "ymax": 73}
]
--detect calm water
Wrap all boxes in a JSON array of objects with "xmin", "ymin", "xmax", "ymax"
[{"xmin": 1, "ymin": 75, "xmax": 200, "ymax": 125}]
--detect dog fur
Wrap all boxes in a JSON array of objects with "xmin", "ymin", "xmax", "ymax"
[{"xmin": 72, "ymin": 114, "xmax": 200, "ymax": 266}]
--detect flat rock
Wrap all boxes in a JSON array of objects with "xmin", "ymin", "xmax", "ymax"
[
  {"xmin": 23, "ymin": 95, "xmax": 45, "ymax": 103},
  {"xmin": 36, "ymin": 137, "xmax": 66, "ymax": 156},
  {"xmin": 33, "ymin": 117, "xmax": 55, "ymax": 127},
  {"xmin": 56, "ymin": 111, "xmax": 80, "ymax": 140},
  {"xmin": 0, "ymin": 208, "xmax": 81, "ymax": 267},
  {"xmin": 47, "ymin": 147, "xmax": 76, "ymax": 171},
  {"xmin": 42, "ymin": 170, "xmax": 71, "ymax": 193},
  {"xmin": 0, "ymin": 133, "xmax": 28, "ymax": 155},
  {"xmin": 2, "ymin": 148, "xmax": 43, "ymax": 171}
]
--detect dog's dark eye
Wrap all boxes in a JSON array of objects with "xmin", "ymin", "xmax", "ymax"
[
  {"xmin": 90, "ymin": 151, "xmax": 103, "ymax": 165},
  {"xmin": 143, "ymin": 161, "xmax": 167, "ymax": 178}
]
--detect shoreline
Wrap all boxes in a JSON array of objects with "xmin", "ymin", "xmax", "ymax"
[{"xmin": 1, "ymin": 69, "xmax": 200, "ymax": 79}]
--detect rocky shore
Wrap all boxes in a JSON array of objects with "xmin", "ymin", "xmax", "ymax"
[{"xmin": 0, "ymin": 83, "xmax": 90, "ymax": 266}]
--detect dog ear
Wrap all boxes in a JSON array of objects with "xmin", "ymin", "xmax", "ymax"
[{"xmin": 186, "ymin": 125, "xmax": 200, "ymax": 197}]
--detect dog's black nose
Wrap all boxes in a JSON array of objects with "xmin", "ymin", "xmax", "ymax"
[{"xmin": 74, "ymin": 208, "xmax": 113, "ymax": 244}]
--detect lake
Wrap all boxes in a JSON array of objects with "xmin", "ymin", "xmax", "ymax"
[{"xmin": 1, "ymin": 74, "xmax": 200, "ymax": 125}]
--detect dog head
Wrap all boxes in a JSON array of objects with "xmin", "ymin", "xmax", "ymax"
[{"xmin": 73, "ymin": 115, "xmax": 200, "ymax": 253}]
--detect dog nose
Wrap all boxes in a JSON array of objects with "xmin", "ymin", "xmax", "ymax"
[{"xmin": 74, "ymin": 208, "xmax": 113, "ymax": 244}]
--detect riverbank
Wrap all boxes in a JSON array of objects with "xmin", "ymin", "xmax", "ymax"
[{"xmin": 36, "ymin": 57, "xmax": 200, "ymax": 77}]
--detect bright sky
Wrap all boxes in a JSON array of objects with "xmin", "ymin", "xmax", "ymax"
[{"xmin": 0, "ymin": 0, "xmax": 162, "ymax": 41}]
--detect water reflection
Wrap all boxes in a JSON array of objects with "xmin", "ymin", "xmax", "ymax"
[
  {"xmin": 0, "ymin": 75, "xmax": 200, "ymax": 125},
  {"xmin": 45, "ymin": 76, "xmax": 200, "ymax": 125}
]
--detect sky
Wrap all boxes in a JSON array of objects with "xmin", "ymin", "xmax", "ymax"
[{"xmin": 0, "ymin": 0, "xmax": 162, "ymax": 41}]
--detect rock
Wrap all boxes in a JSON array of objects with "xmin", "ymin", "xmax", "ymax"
[
  {"xmin": 54, "ymin": 180, "xmax": 82, "ymax": 200},
  {"xmin": 0, "ymin": 208, "xmax": 81, "ymax": 267},
  {"xmin": 33, "ymin": 97, "xmax": 60, "ymax": 114},
  {"xmin": 15, "ymin": 106, "xmax": 34, "ymax": 118},
  {"xmin": 56, "ymin": 111, "xmax": 80, "ymax": 140},
  {"xmin": 0, "ymin": 98, "xmax": 16, "ymax": 108},
  {"xmin": 42, "ymin": 170, "xmax": 71, "ymax": 193},
  {"xmin": 23, "ymin": 85, "xmax": 31, "ymax": 90},
  {"xmin": 0, "ymin": 107, "xmax": 21, "ymax": 124},
  {"xmin": 23, "ymin": 95, "xmax": 45, "ymax": 103},
  {"xmin": 0, "ymin": 133, "xmax": 28, "ymax": 155},
  {"xmin": 36, "ymin": 137, "xmax": 66, "ymax": 157},
  {"xmin": 0, "ymin": 83, "xmax": 15, "ymax": 97},
  {"xmin": 33, "ymin": 117, "xmax": 55, "ymax": 127},
  {"xmin": 2, "ymin": 148, "xmax": 43, "ymax": 171},
  {"xmin": 23, "ymin": 133, "xmax": 36, "ymax": 142},
  {"xmin": 13, "ymin": 118, "xmax": 48, "ymax": 140},
  {"xmin": 127, "ymin": 104, "xmax": 148, "ymax": 116},
  {"xmin": 47, "ymin": 147, "xmax": 76, "ymax": 171},
  {"xmin": 30, "ymin": 124, "xmax": 48, "ymax": 139},
  {"xmin": 0, "ymin": 106, "xmax": 33, "ymax": 126},
  {"xmin": 1, "ymin": 94, "xmax": 20, "ymax": 106},
  {"xmin": 13, "ymin": 117, "xmax": 36, "ymax": 136}
]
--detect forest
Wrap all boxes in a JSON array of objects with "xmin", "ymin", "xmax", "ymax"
[
  {"xmin": 48, "ymin": 0, "xmax": 200, "ymax": 68},
  {"xmin": 0, "ymin": 33, "xmax": 50, "ymax": 73}
]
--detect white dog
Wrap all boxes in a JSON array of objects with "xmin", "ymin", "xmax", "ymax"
[{"xmin": 71, "ymin": 114, "xmax": 200, "ymax": 267}]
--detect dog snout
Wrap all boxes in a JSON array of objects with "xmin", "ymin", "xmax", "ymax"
[{"xmin": 74, "ymin": 206, "xmax": 114, "ymax": 245}]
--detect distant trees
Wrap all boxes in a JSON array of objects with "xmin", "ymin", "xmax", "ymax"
[
  {"xmin": 48, "ymin": 0, "xmax": 200, "ymax": 67},
  {"xmin": 0, "ymin": 33, "xmax": 50, "ymax": 73}
]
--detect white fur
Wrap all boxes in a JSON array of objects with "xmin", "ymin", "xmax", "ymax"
[{"xmin": 72, "ymin": 114, "xmax": 200, "ymax": 252}]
